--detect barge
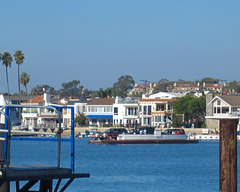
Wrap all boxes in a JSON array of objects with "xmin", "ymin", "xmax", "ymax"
[{"xmin": 88, "ymin": 128, "xmax": 199, "ymax": 144}]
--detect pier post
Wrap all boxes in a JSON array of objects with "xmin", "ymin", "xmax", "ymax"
[
  {"xmin": 0, "ymin": 123, "xmax": 9, "ymax": 192},
  {"xmin": 219, "ymin": 119, "xmax": 237, "ymax": 192}
]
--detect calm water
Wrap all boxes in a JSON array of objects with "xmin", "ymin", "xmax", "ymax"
[{"xmin": 10, "ymin": 138, "xmax": 240, "ymax": 192}]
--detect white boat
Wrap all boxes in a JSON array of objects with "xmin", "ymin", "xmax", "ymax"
[{"xmin": 189, "ymin": 134, "xmax": 240, "ymax": 140}]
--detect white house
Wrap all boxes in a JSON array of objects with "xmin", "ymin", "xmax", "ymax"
[
  {"xmin": 113, "ymin": 97, "xmax": 139, "ymax": 126},
  {"xmin": 21, "ymin": 93, "xmax": 60, "ymax": 129},
  {"xmin": 86, "ymin": 98, "xmax": 114, "ymax": 127}
]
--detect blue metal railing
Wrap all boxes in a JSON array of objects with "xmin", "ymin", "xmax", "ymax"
[{"xmin": 0, "ymin": 105, "xmax": 75, "ymax": 172}]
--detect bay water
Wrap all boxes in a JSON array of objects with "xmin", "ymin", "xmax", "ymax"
[{"xmin": 10, "ymin": 138, "xmax": 240, "ymax": 192}]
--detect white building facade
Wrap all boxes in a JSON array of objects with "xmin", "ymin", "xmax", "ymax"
[
  {"xmin": 86, "ymin": 98, "xmax": 114, "ymax": 127},
  {"xmin": 113, "ymin": 97, "xmax": 139, "ymax": 126}
]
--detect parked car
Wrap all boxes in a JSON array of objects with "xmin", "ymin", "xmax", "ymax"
[
  {"xmin": 134, "ymin": 126, "xmax": 155, "ymax": 134},
  {"xmin": 101, "ymin": 128, "xmax": 128, "ymax": 140}
]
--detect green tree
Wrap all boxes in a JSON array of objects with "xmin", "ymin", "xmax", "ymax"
[
  {"xmin": 20, "ymin": 72, "xmax": 30, "ymax": 93},
  {"xmin": 96, "ymin": 87, "xmax": 113, "ymax": 98},
  {"xmin": 14, "ymin": 50, "xmax": 25, "ymax": 96},
  {"xmin": 201, "ymin": 77, "xmax": 219, "ymax": 84},
  {"xmin": 30, "ymin": 85, "xmax": 56, "ymax": 96},
  {"xmin": 2, "ymin": 52, "xmax": 13, "ymax": 97},
  {"xmin": 154, "ymin": 79, "xmax": 174, "ymax": 93},
  {"xmin": 177, "ymin": 79, "xmax": 193, "ymax": 84},
  {"xmin": 60, "ymin": 80, "xmax": 82, "ymax": 97},
  {"xmin": 113, "ymin": 75, "xmax": 135, "ymax": 97},
  {"xmin": 75, "ymin": 113, "xmax": 86, "ymax": 126},
  {"xmin": 223, "ymin": 81, "xmax": 240, "ymax": 94},
  {"xmin": 173, "ymin": 94, "xmax": 206, "ymax": 127}
]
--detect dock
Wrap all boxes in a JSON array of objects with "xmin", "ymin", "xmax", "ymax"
[{"xmin": 0, "ymin": 105, "xmax": 90, "ymax": 192}]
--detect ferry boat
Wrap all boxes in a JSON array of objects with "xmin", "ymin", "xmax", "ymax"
[{"xmin": 88, "ymin": 128, "xmax": 199, "ymax": 144}]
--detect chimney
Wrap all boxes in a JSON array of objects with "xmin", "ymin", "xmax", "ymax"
[{"xmin": 44, "ymin": 92, "xmax": 50, "ymax": 105}]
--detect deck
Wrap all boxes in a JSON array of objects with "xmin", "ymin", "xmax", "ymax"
[{"xmin": 0, "ymin": 163, "xmax": 90, "ymax": 191}]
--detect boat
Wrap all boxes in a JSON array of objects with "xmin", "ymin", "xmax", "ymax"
[
  {"xmin": 88, "ymin": 128, "xmax": 199, "ymax": 144},
  {"xmin": 189, "ymin": 134, "xmax": 240, "ymax": 140}
]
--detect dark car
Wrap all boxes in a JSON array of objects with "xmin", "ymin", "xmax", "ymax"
[
  {"xmin": 134, "ymin": 127, "xmax": 155, "ymax": 134},
  {"xmin": 101, "ymin": 128, "xmax": 128, "ymax": 140}
]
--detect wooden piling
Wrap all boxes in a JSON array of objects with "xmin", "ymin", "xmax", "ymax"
[{"xmin": 219, "ymin": 119, "xmax": 237, "ymax": 192}]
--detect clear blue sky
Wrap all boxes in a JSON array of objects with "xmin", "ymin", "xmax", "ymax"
[{"xmin": 1, "ymin": 0, "xmax": 239, "ymax": 94}]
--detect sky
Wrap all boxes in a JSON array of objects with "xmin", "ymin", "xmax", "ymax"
[{"xmin": 0, "ymin": 0, "xmax": 239, "ymax": 94}]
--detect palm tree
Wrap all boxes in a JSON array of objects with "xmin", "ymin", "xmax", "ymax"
[
  {"xmin": 14, "ymin": 50, "xmax": 25, "ymax": 96},
  {"xmin": 2, "ymin": 52, "xmax": 13, "ymax": 97},
  {"xmin": 20, "ymin": 72, "xmax": 30, "ymax": 93}
]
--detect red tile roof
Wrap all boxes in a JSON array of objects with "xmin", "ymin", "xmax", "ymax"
[
  {"xmin": 175, "ymin": 84, "xmax": 199, "ymax": 88},
  {"xmin": 21, "ymin": 95, "xmax": 44, "ymax": 104}
]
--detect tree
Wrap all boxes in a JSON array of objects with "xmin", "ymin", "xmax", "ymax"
[
  {"xmin": 20, "ymin": 72, "xmax": 30, "ymax": 93},
  {"xmin": 154, "ymin": 79, "xmax": 174, "ymax": 92},
  {"xmin": 59, "ymin": 80, "xmax": 82, "ymax": 97},
  {"xmin": 173, "ymin": 94, "xmax": 206, "ymax": 127},
  {"xmin": 223, "ymin": 81, "xmax": 240, "ymax": 94},
  {"xmin": 94, "ymin": 87, "xmax": 113, "ymax": 98},
  {"xmin": 2, "ymin": 52, "xmax": 13, "ymax": 97},
  {"xmin": 14, "ymin": 50, "xmax": 25, "ymax": 96},
  {"xmin": 201, "ymin": 77, "xmax": 219, "ymax": 84},
  {"xmin": 30, "ymin": 85, "xmax": 56, "ymax": 96},
  {"xmin": 177, "ymin": 79, "xmax": 193, "ymax": 84},
  {"xmin": 113, "ymin": 75, "xmax": 135, "ymax": 97},
  {"xmin": 75, "ymin": 113, "xmax": 86, "ymax": 126}
]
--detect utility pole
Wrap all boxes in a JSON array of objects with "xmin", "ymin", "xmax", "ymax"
[{"xmin": 219, "ymin": 79, "xmax": 227, "ymax": 95}]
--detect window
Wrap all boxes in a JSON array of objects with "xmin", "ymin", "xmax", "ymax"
[
  {"xmin": 143, "ymin": 106, "xmax": 147, "ymax": 115},
  {"xmin": 148, "ymin": 106, "xmax": 151, "ymax": 115},
  {"xmin": 104, "ymin": 107, "xmax": 112, "ymax": 112},
  {"xmin": 156, "ymin": 104, "xmax": 164, "ymax": 111},
  {"xmin": 222, "ymin": 107, "xmax": 229, "ymax": 113},
  {"xmin": 114, "ymin": 107, "xmax": 118, "ymax": 115},
  {"xmin": 127, "ymin": 107, "xmax": 138, "ymax": 116},
  {"xmin": 88, "ymin": 106, "xmax": 97, "ymax": 112}
]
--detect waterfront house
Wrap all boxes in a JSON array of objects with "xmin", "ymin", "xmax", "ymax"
[
  {"xmin": 86, "ymin": 98, "xmax": 114, "ymax": 127},
  {"xmin": 113, "ymin": 97, "xmax": 139, "ymax": 126},
  {"xmin": 139, "ymin": 92, "xmax": 185, "ymax": 128},
  {"xmin": 206, "ymin": 94, "xmax": 240, "ymax": 129},
  {"xmin": 21, "ymin": 93, "xmax": 60, "ymax": 129}
]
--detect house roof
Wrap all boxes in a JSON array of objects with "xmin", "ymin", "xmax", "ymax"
[
  {"xmin": 204, "ymin": 84, "xmax": 221, "ymax": 88},
  {"xmin": 218, "ymin": 95, "xmax": 240, "ymax": 106},
  {"xmin": 174, "ymin": 83, "xmax": 199, "ymax": 88},
  {"xmin": 87, "ymin": 98, "xmax": 114, "ymax": 105},
  {"xmin": 21, "ymin": 95, "xmax": 44, "ymax": 104}
]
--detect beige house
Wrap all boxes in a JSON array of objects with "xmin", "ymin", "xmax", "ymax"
[
  {"xmin": 139, "ymin": 92, "xmax": 185, "ymax": 128},
  {"xmin": 128, "ymin": 83, "xmax": 158, "ymax": 96}
]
